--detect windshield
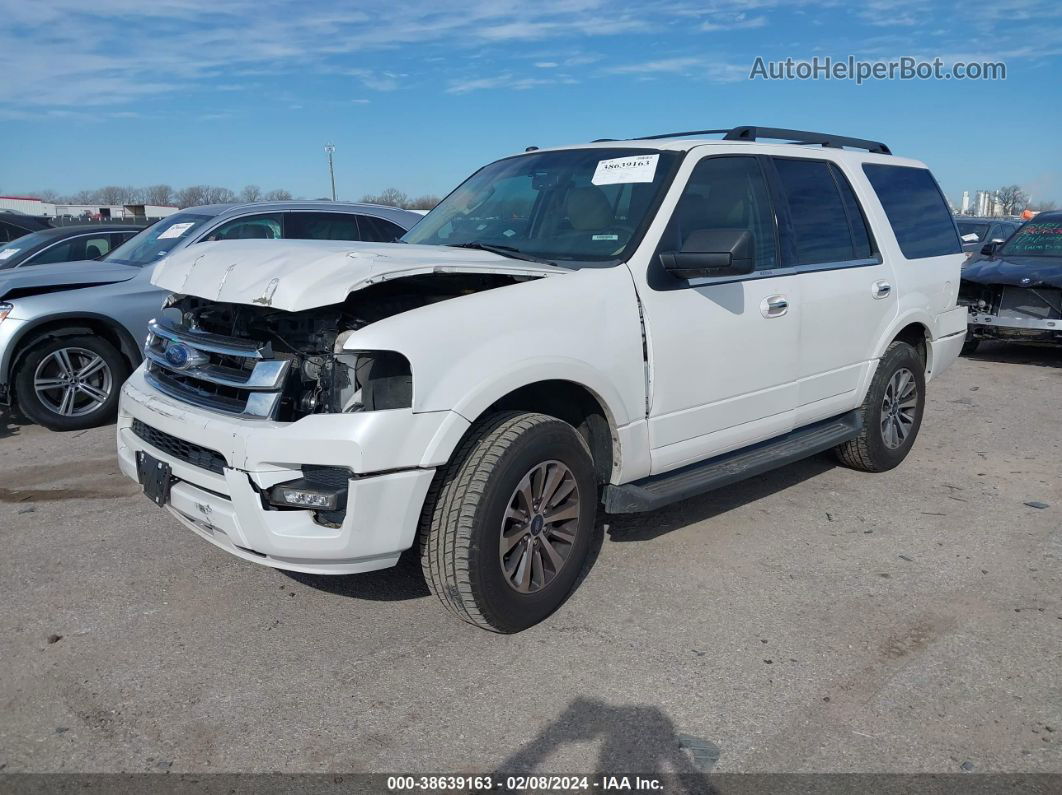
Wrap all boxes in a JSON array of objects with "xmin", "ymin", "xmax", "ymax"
[
  {"xmin": 105, "ymin": 213, "xmax": 213, "ymax": 266},
  {"xmin": 999, "ymin": 220, "xmax": 1062, "ymax": 258},
  {"xmin": 0, "ymin": 230, "xmax": 53, "ymax": 267},
  {"xmin": 402, "ymin": 148, "xmax": 680, "ymax": 264},
  {"xmin": 956, "ymin": 222, "xmax": 989, "ymax": 242}
]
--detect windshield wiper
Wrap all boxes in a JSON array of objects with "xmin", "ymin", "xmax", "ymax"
[{"xmin": 445, "ymin": 242, "xmax": 556, "ymax": 267}]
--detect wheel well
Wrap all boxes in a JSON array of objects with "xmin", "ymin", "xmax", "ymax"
[
  {"xmin": 892, "ymin": 323, "xmax": 929, "ymax": 369},
  {"xmin": 9, "ymin": 316, "xmax": 141, "ymax": 382},
  {"xmin": 487, "ymin": 380, "xmax": 616, "ymax": 484}
]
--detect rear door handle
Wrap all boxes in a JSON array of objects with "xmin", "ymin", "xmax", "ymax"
[
  {"xmin": 760, "ymin": 295, "xmax": 789, "ymax": 318},
  {"xmin": 872, "ymin": 280, "xmax": 892, "ymax": 299}
]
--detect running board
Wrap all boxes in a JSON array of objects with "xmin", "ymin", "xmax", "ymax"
[{"xmin": 603, "ymin": 410, "xmax": 862, "ymax": 514}]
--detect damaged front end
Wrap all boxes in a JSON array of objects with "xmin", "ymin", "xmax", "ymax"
[
  {"xmin": 958, "ymin": 280, "xmax": 1062, "ymax": 345},
  {"xmin": 144, "ymin": 272, "xmax": 529, "ymax": 421}
]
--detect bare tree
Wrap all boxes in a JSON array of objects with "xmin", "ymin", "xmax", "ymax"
[
  {"xmin": 175, "ymin": 185, "xmax": 210, "ymax": 208},
  {"xmin": 264, "ymin": 188, "xmax": 293, "ymax": 201},
  {"xmin": 408, "ymin": 194, "xmax": 441, "ymax": 210},
  {"xmin": 240, "ymin": 184, "xmax": 262, "ymax": 202},
  {"xmin": 203, "ymin": 186, "xmax": 237, "ymax": 204},
  {"xmin": 996, "ymin": 185, "xmax": 1029, "ymax": 215},
  {"xmin": 1031, "ymin": 199, "xmax": 1057, "ymax": 212},
  {"xmin": 33, "ymin": 189, "xmax": 63, "ymax": 203},
  {"xmin": 95, "ymin": 185, "xmax": 130, "ymax": 204},
  {"xmin": 144, "ymin": 184, "xmax": 174, "ymax": 206},
  {"xmin": 361, "ymin": 187, "xmax": 409, "ymax": 208}
]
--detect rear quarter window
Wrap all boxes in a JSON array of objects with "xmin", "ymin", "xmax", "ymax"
[{"xmin": 862, "ymin": 164, "xmax": 960, "ymax": 259}]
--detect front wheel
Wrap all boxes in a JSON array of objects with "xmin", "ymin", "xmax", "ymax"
[
  {"xmin": 834, "ymin": 341, "xmax": 926, "ymax": 473},
  {"xmin": 14, "ymin": 335, "xmax": 128, "ymax": 431},
  {"xmin": 418, "ymin": 411, "xmax": 597, "ymax": 633}
]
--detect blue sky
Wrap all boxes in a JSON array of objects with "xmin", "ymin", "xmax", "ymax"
[{"xmin": 1, "ymin": 0, "xmax": 1060, "ymax": 206}]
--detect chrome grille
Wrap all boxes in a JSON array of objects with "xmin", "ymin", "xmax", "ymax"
[{"xmin": 144, "ymin": 318, "xmax": 292, "ymax": 418}]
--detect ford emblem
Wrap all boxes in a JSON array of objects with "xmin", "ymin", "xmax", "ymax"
[{"xmin": 164, "ymin": 342, "xmax": 206, "ymax": 370}]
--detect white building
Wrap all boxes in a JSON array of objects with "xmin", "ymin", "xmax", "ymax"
[
  {"xmin": 960, "ymin": 191, "xmax": 971, "ymax": 214},
  {"xmin": 0, "ymin": 196, "xmax": 178, "ymax": 220}
]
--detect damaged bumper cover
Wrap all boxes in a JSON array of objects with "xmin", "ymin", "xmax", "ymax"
[{"xmin": 117, "ymin": 367, "xmax": 470, "ymax": 574}]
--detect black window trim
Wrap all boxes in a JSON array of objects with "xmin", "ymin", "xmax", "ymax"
[{"xmin": 649, "ymin": 152, "xmax": 884, "ymax": 290}]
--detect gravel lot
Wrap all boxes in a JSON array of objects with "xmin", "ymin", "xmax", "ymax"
[{"xmin": 1, "ymin": 343, "xmax": 1060, "ymax": 776}]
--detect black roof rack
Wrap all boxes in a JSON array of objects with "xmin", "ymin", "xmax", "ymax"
[{"xmin": 606, "ymin": 125, "xmax": 891, "ymax": 155}]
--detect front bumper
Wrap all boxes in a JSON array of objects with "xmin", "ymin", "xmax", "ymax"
[
  {"xmin": 117, "ymin": 367, "xmax": 468, "ymax": 575},
  {"xmin": 967, "ymin": 310, "xmax": 1062, "ymax": 343}
]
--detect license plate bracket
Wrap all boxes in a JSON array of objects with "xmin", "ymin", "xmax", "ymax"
[{"xmin": 136, "ymin": 451, "xmax": 173, "ymax": 507}]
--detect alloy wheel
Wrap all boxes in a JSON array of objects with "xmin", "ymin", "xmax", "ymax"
[
  {"xmin": 32, "ymin": 346, "xmax": 113, "ymax": 418},
  {"xmin": 499, "ymin": 460, "xmax": 581, "ymax": 593},
  {"xmin": 880, "ymin": 367, "xmax": 917, "ymax": 449}
]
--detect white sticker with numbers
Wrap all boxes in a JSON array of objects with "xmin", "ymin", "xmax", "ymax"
[{"xmin": 591, "ymin": 154, "xmax": 659, "ymax": 185}]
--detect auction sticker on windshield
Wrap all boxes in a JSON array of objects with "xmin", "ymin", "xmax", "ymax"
[
  {"xmin": 592, "ymin": 154, "xmax": 659, "ymax": 185},
  {"xmin": 158, "ymin": 222, "xmax": 196, "ymax": 240}
]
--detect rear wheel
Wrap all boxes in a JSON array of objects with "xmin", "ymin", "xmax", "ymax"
[
  {"xmin": 418, "ymin": 411, "xmax": 597, "ymax": 633},
  {"xmin": 14, "ymin": 335, "xmax": 128, "ymax": 431},
  {"xmin": 834, "ymin": 341, "xmax": 925, "ymax": 473}
]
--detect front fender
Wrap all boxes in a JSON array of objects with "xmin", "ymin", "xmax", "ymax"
[{"xmin": 342, "ymin": 265, "xmax": 647, "ymax": 428}]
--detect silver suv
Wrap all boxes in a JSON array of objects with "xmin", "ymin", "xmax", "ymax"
[{"xmin": 0, "ymin": 201, "xmax": 421, "ymax": 431}]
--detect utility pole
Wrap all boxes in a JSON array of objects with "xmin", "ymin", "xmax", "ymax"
[{"xmin": 324, "ymin": 143, "xmax": 337, "ymax": 201}]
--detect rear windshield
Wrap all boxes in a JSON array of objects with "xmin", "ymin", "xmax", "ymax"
[
  {"xmin": 0, "ymin": 230, "xmax": 52, "ymax": 267},
  {"xmin": 1000, "ymin": 220, "xmax": 1062, "ymax": 258},
  {"xmin": 862, "ymin": 164, "xmax": 960, "ymax": 259},
  {"xmin": 106, "ymin": 213, "xmax": 213, "ymax": 266},
  {"xmin": 956, "ymin": 222, "xmax": 989, "ymax": 242}
]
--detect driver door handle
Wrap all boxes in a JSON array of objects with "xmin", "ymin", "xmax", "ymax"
[
  {"xmin": 760, "ymin": 295, "xmax": 789, "ymax": 318},
  {"xmin": 872, "ymin": 280, "xmax": 892, "ymax": 299}
]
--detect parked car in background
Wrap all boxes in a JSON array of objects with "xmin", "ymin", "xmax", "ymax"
[
  {"xmin": 959, "ymin": 210, "xmax": 1062, "ymax": 354},
  {"xmin": 956, "ymin": 216, "xmax": 1020, "ymax": 257},
  {"xmin": 0, "ymin": 202, "xmax": 422, "ymax": 431},
  {"xmin": 115, "ymin": 126, "xmax": 966, "ymax": 632},
  {"xmin": 0, "ymin": 211, "xmax": 52, "ymax": 244},
  {"xmin": 0, "ymin": 225, "xmax": 143, "ymax": 270}
]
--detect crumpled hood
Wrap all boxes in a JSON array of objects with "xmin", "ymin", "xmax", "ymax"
[
  {"xmin": 151, "ymin": 239, "xmax": 562, "ymax": 311},
  {"xmin": 961, "ymin": 254, "xmax": 1062, "ymax": 289},
  {"xmin": 0, "ymin": 260, "xmax": 140, "ymax": 301}
]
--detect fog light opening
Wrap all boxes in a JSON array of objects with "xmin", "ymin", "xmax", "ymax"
[{"xmin": 267, "ymin": 480, "xmax": 348, "ymax": 512}]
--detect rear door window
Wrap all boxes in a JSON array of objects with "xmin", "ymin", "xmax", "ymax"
[
  {"xmin": 284, "ymin": 212, "xmax": 360, "ymax": 241},
  {"xmin": 862, "ymin": 164, "xmax": 960, "ymax": 259},
  {"xmin": 772, "ymin": 158, "xmax": 858, "ymax": 265},
  {"xmin": 357, "ymin": 215, "xmax": 407, "ymax": 242}
]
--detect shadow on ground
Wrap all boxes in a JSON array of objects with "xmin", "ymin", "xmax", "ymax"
[
  {"xmin": 0, "ymin": 406, "xmax": 29, "ymax": 441},
  {"xmin": 283, "ymin": 551, "xmax": 431, "ymax": 602},
  {"xmin": 967, "ymin": 340, "xmax": 1062, "ymax": 369},
  {"xmin": 493, "ymin": 696, "xmax": 718, "ymax": 785},
  {"xmin": 606, "ymin": 453, "xmax": 836, "ymax": 542}
]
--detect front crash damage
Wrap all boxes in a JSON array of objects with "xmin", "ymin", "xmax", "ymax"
[{"xmin": 959, "ymin": 255, "xmax": 1062, "ymax": 346}]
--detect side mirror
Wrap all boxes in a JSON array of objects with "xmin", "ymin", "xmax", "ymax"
[
  {"xmin": 980, "ymin": 241, "xmax": 999, "ymax": 257},
  {"xmin": 659, "ymin": 228, "xmax": 756, "ymax": 279}
]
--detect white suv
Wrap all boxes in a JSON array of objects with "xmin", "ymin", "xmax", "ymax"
[{"xmin": 116, "ymin": 126, "xmax": 968, "ymax": 632}]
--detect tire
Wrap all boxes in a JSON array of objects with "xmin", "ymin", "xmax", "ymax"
[
  {"xmin": 960, "ymin": 336, "xmax": 980, "ymax": 356},
  {"xmin": 14, "ymin": 335, "xmax": 128, "ymax": 431},
  {"xmin": 834, "ymin": 341, "xmax": 926, "ymax": 473},
  {"xmin": 418, "ymin": 411, "xmax": 597, "ymax": 633}
]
